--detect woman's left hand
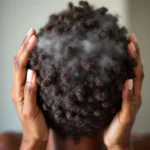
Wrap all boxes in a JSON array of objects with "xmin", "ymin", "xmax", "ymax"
[
  {"xmin": 11, "ymin": 28, "xmax": 49, "ymax": 150},
  {"xmin": 103, "ymin": 34, "xmax": 144, "ymax": 150}
]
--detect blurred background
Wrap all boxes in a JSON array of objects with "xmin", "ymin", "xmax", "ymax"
[{"xmin": 0, "ymin": 0, "xmax": 149, "ymax": 133}]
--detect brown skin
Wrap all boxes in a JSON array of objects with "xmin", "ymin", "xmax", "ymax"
[
  {"xmin": 103, "ymin": 34, "xmax": 144, "ymax": 150},
  {"xmin": 7, "ymin": 29, "xmax": 144, "ymax": 150},
  {"xmin": 11, "ymin": 29, "xmax": 48, "ymax": 150}
]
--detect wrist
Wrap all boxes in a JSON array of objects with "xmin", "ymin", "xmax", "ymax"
[{"xmin": 20, "ymin": 136, "xmax": 47, "ymax": 150}]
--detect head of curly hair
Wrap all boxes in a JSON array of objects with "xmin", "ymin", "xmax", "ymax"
[{"xmin": 27, "ymin": 1, "xmax": 136, "ymax": 143}]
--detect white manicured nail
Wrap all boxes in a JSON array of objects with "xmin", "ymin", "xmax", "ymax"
[
  {"xmin": 129, "ymin": 42, "xmax": 136, "ymax": 51},
  {"xmin": 28, "ymin": 35, "xmax": 35, "ymax": 43},
  {"xmin": 129, "ymin": 79, "xmax": 133, "ymax": 91},
  {"xmin": 27, "ymin": 69, "xmax": 33, "ymax": 82}
]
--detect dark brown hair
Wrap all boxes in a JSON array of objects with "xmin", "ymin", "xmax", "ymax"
[{"xmin": 28, "ymin": 1, "xmax": 136, "ymax": 143}]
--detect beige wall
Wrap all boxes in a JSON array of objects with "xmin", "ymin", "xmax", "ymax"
[
  {"xmin": 129, "ymin": 0, "xmax": 150, "ymax": 133},
  {"xmin": 0, "ymin": 0, "xmax": 149, "ymax": 133}
]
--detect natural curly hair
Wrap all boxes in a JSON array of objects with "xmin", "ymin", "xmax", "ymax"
[{"xmin": 27, "ymin": 1, "xmax": 136, "ymax": 143}]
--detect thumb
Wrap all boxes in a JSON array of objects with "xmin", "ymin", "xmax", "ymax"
[
  {"xmin": 119, "ymin": 79, "xmax": 135, "ymax": 126},
  {"xmin": 22, "ymin": 69, "xmax": 39, "ymax": 120}
]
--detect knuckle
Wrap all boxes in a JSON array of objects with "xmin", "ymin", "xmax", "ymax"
[
  {"xmin": 22, "ymin": 108, "xmax": 39, "ymax": 121},
  {"xmin": 22, "ymin": 110, "xmax": 35, "ymax": 120},
  {"xmin": 24, "ymin": 84, "xmax": 32, "ymax": 94},
  {"xmin": 14, "ymin": 57, "xmax": 25, "ymax": 70},
  {"xmin": 14, "ymin": 58, "xmax": 21, "ymax": 70},
  {"xmin": 11, "ymin": 90, "xmax": 16, "ymax": 101},
  {"xmin": 15, "ymin": 94, "xmax": 24, "ymax": 104},
  {"xmin": 128, "ymin": 91, "xmax": 135, "ymax": 100},
  {"xmin": 12, "ymin": 89, "xmax": 24, "ymax": 104},
  {"xmin": 24, "ymin": 83, "xmax": 36, "ymax": 94}
]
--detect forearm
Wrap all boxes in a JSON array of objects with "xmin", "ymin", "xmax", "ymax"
[{"xmin": 20, "ymin": 137, "xmax": 47, "ymax": 150}]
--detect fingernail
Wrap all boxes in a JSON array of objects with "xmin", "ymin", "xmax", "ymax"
[
  {"xmin": 129, "ymin": 79, "xmax": 133, "ymax": 91},
  {"xmin": 28, "ymin": 35, "xmax": 35, "ymax": 43},
  {"xmin": 131, "ymin": 33, "xmax": 137, "ymax": 43},
  {"xmin": 129, "ymin": 42, "xmax": 136, "ymax": 51},
  {"xmin": 27, "ymin": 28, "xmax": 33, "ymax": 36},
  {"xmin": 27, "ymin": 69, "xmax": 33, "ymax": 82}
]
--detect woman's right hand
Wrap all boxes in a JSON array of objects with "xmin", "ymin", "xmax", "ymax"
[
  {"xmin": 11, "ymin": 28, "xmax": 49, "ymax": 150},
  {"xmin": 104, "ymin": 34, "xmax": 144, "ymax": 150}
]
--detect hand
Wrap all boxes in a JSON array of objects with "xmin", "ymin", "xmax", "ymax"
[
  {"xmin": 11, "ymin": 28, "xmax": 49, "ymax": 150},
  {"xmin": 103, "ymin": 34, "xmax": 144, "ymax": 150}
]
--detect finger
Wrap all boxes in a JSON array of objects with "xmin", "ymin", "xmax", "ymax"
[
  {"xmin": 127, "ymin": 36, "xmax": 144, "ymax": 97},
  {"xmin": 127, "ymin": 42, "xmax": 137, "ymax": 59},
  {"xmin": 23, "ymin": 69, "xmax": 38, "ymax": 120},
  {"xmin": 128, "ymin": 33, "xmax": 140, "ymax": 55},
  {"xmin": 128, "ymin": 35, "xmax": 143, "ymax": 77},
  {"xmin": 16, "ymin": 28, "xmax": 36, "ymax": 58},
  {"xmin": 128, "ymin": 41, "xmax": 143, "ymax": 81},
  {"xmin": 14, "ymin": 35, "xmax": 37, "ymax": 89},
  {"xmin": 17, "ymin": 35, "xmax": 37, "ymax": 69},
  {"xmin": 13, "ymin": 35, "xmax": 37, "ymax": 109},
  {"xmin": 120, "ymin": 79, "xmax": 136, "ymax": 125},
  {"xmin": 13, "ymin": 28, "xmax": 35, "ymax": 80},
  {"xmin": 128, "ymin": 34, "xmax": 143, "ymax": 75}
]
